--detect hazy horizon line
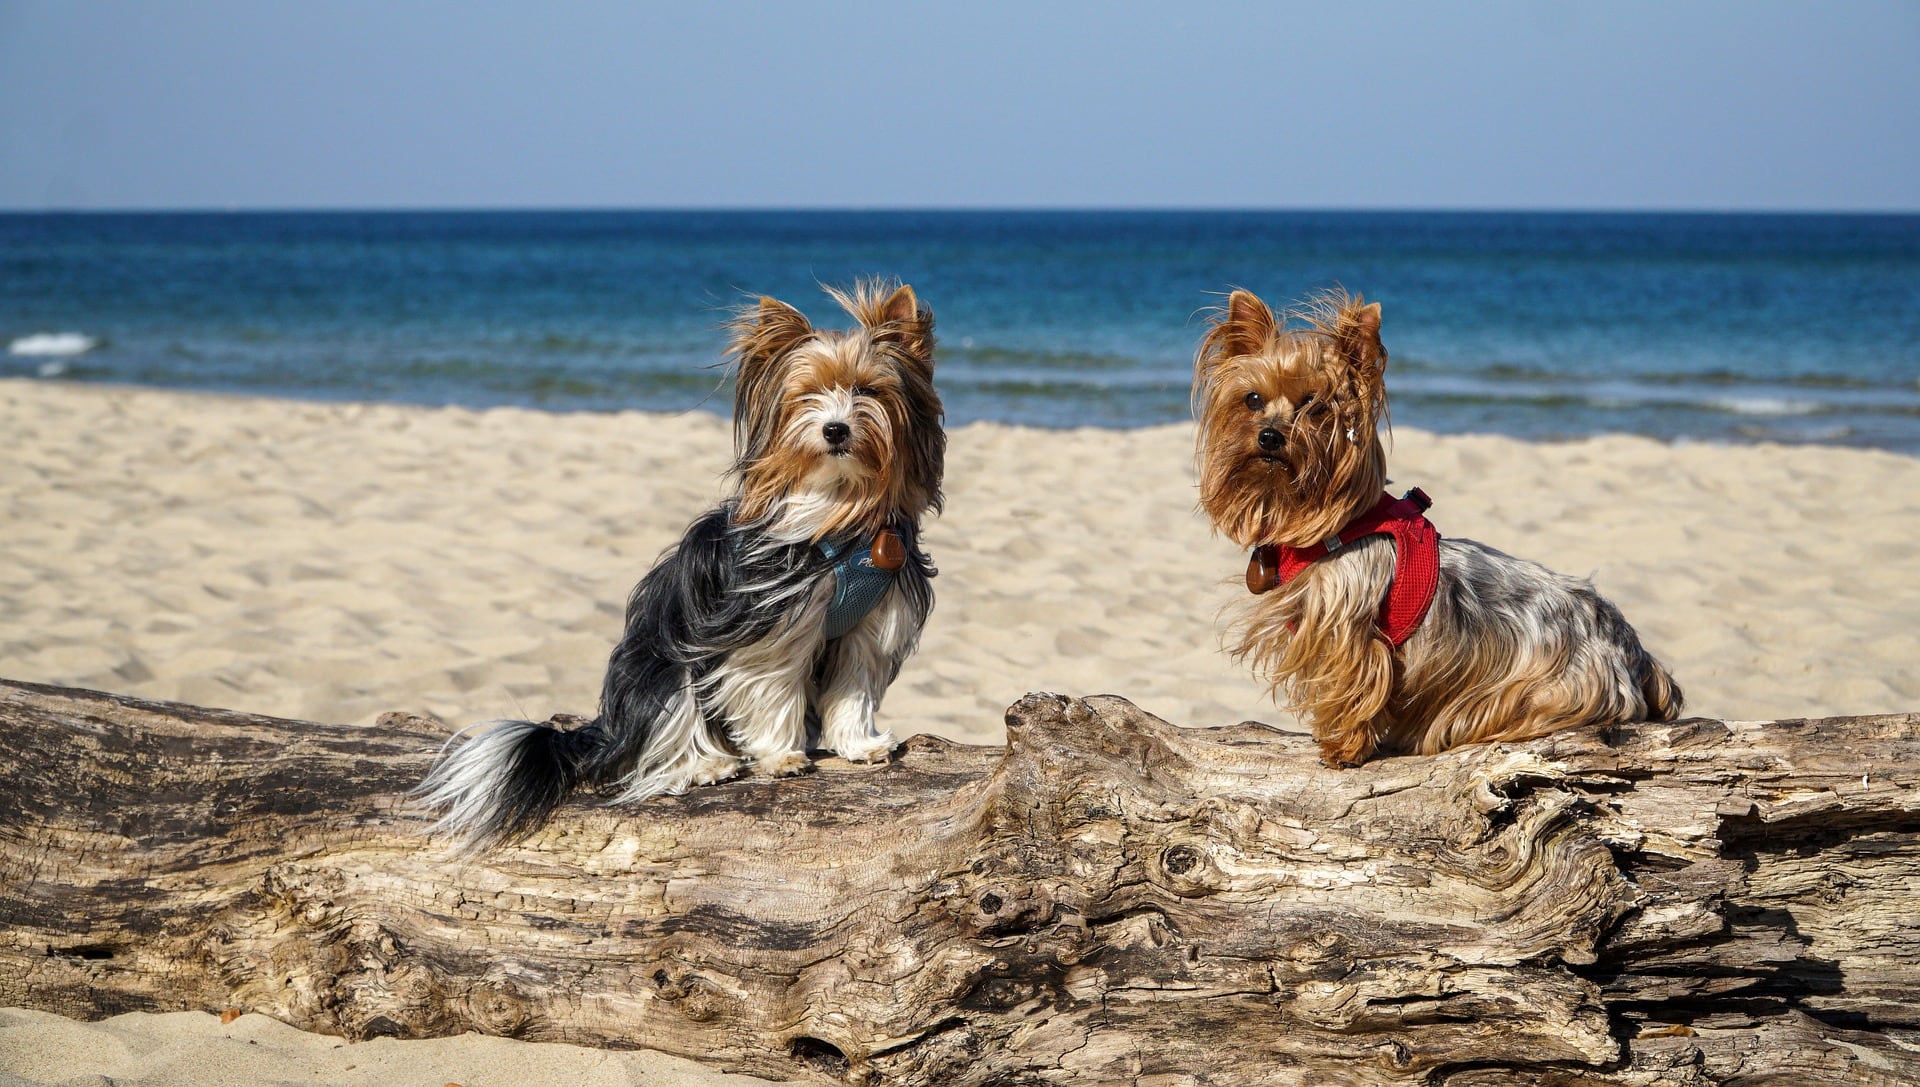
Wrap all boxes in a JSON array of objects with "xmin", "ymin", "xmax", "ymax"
[{"xmin": 7, "ymin": 204, "xmax": 1919, "ymax": 217}]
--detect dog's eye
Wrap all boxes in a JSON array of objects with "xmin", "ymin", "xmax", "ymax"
[
  {"xmin": 852, "ymin": 385, "xmax": 879, "ymax": 398},
  {"xmin": 1298, "ymin": 392, "xmax": 1317, "ymax": 410},
  {"xmin": 1243, "ymin": 391, "xmax": 1264, "ymax": 411}
]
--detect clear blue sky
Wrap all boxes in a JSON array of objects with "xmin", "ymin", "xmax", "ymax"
[{"xmin": 2, "ymin": 1, "xmax": 1915, "ymax": 211}]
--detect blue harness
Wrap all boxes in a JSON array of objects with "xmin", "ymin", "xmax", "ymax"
[{"xmin": 818, "ymin": 532, "xmax": 902, "ymax": 640}]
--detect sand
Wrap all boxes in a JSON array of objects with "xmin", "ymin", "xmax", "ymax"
[
  {"xmin": 0, "ymin": 1007, "xmax": 777, "ymax": 1087},
  {"xmin": 4, "ymin": 377, "xmax": 1918, "ymax": 1084}
]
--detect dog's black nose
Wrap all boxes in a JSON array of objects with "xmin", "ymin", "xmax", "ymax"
[
  {"xmin": 1257, "ymin": 426, "xmax": 1284, "ymax": 451},
  {"xmin": 822, "ymin": 421, "xmax": 852, "ymax": 446}
]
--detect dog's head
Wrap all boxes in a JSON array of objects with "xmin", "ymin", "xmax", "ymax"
[
  {"xmin": 1194, "ymin": 289, "xmax": 1388, "ymax": 548},
  {"xmin": 729, "ymin": 280, "xmax": 945, "ymax": 540}
]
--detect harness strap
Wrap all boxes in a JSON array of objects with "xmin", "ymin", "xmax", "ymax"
[
  {"xmin": 1248, "ymin": 488, "xmax": 1440, "ymax": 646},
  {"xmin": 818, "ymin": 526, "xmax": 907, "ymax": 640}
]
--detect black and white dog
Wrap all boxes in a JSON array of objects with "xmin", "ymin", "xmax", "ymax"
[{"xmin": 419, "ymin": 281, "xmax": 944, "ymax": 850}]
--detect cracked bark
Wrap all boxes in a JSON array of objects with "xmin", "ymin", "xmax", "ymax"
[{"xmin": 3, "ymin": 677, "xmax": 1918, "ymax": 1085}]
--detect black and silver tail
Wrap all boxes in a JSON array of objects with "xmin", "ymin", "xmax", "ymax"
[
  {"xmin": 417, "ymin": 504, "xmax": 824, "ymax": 852},
  {"xmin": 416, "ymin": 718, "xmax": 607, "ymax": 853}
]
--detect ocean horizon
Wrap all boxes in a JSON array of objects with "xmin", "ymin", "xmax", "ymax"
[{"xmin": 5, "ymin": 209, "xmax": 1918, "ymax": 451}]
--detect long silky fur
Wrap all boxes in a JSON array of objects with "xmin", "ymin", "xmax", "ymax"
[
  {"xmin": 418, "ymin": 280, "xmax": 942, "ymax": 851},
  {"xmin": 1198, "ymin": 288, "xmax": 1682, "ymax": 766}
]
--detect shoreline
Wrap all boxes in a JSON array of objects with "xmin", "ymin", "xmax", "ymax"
[
  {"xmin": 5, "ymin": 376, "xmax": 1919, "ymax": 1085},
  {"xmin": 6, "ymin": 370, "xmax": 1917, "ymax": 456}
]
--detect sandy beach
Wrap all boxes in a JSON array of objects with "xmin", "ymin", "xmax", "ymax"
[{"xmin": 5, "ymin": 377, "xmax": 1919, "ymax": 1084}]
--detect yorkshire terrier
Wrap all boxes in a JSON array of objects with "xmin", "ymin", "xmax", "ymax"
[
  {"xmin": 1194, "ymin": 288, "xmax": 1682, "ymax": 767},
  {"xmin": 421, "ymin": 280, "xmax": 944, "ymax": 849}
]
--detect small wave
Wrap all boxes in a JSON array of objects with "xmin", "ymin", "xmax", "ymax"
[
  {"xmin": 1395, "ymin": 357, "xmax": 1902, "ymax": 393},
  {"xmin": 1734, "ymin": 421, "xmax": 1856, "ymax": 444},
  {"xmin": 1393, "ymin": 370, "xmax": 1920, "ymax": 420},
  {"xmin": 1709, "ymin": 396, "xmax": 1821, "ymax": 417},
  {"xmin": 9, "ymin": 332, "xmax": 99, "ymax": 357},
  {"xmin": 36, "ymin": 361, "xmax": 70, "ymax": 378}
]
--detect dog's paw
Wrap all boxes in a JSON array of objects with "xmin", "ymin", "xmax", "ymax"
[
  {"xmin": 756, "ymin": 750, "xmax": 812, "ymax": 778},
  {"xmin": 1317, "ymin": 736, "xmax": 1373, "ymax": 769},
  {"xmin": 690, "ymin": 755, "xmax": 745, "ymax": 787},
  {"xmin": 834, "ymin": 731, "xmax": 899, "ymax": 764}
]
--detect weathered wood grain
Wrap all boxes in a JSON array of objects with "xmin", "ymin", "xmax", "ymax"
[{"xmin": 3, "ymin": 677, "xmax": 1918, "ymax": 1085}]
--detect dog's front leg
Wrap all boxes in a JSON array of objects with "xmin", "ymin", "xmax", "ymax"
[
  {"xmin": 815, "ymin": 589, "xmax": 917, "ymax": 763},
  {"xmin": 709, "ymin": 614, "xmax": 824, "ymax": 779},
  {"xmin": 729, "ymin": 682, "xmax": 813, "ymax": 778}
]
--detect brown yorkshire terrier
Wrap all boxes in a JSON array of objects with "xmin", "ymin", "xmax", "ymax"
[{"xmin": 1194, "ymin": 288, "xmax": 1682, "ymax": 766}]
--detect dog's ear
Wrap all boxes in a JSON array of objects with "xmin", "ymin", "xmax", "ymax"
[
  {"xmin": 879, "ymin": 283, "xmax": 920, "ymax": 328},
  {"xmin": 730, "ymin": 295, "xmax": 814, "ymax": 401},
  {"xmin": 1331, "ymin": 298, "xmax": 1387, "ymax": 422},
  {"xmin": 1219, "ymin": 290, "xmax": 1277, "ymax": 359},
  {"xmin": 728, "ymin": 297, "xmax": 814, "ymax": 465},
  {"xmin": 735, "ymin": 296, "xmax": 814, "ymax": 365},
  {"xmin": 1334, "ymin": 300, "xmax": 1385, "ymax": 374},
  {"xmin": 868, "ymin": 282, "xmax": 934, "ymax": 362}
]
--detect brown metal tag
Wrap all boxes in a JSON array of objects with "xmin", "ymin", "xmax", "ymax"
[
  {"xmin": 1245, "ymin": 545, "xmax": 1279, "ymax": 594},
  {"xmin": 871, "ymin": 528, "xmax": 906, "ymax": 572}
]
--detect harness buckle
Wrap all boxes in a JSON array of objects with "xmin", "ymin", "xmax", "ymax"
[{"xmin": 1404, "ymin": 486, "xmax": 1432, "ymax": 512}]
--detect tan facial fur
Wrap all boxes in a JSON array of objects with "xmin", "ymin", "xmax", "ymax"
[
  {"xmin": 729, "ymin": 281, "xmax": 944, "ymax": 542},
  {"xmin": 1195, "ymin": 289, "xmax": 1388, "ymax": 548}
]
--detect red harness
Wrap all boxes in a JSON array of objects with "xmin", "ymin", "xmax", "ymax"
[{"xmin": 1246, "ymin": 488, "xmax": 1440, "ymax": 646}]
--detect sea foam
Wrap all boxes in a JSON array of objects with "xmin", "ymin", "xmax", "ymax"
[
  {"xmin": 1710, "ymin": 396, "xmax": 1822, "ymax": 417},
  {"xmin": 9, "ymin": 332, "xmax": 99, "ymax": 357}
]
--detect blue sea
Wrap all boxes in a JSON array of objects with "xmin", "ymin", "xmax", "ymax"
[{"xmin": 4, "ymin": 211, "xmax": 1918, "ymax": 451}]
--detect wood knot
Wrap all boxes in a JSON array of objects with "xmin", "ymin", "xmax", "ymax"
[
  {"xmin": 469, "ymin": 981, "xmax": 532, "ymax": 1036},
  {"xmin": 1287, "ymin": 929, "xmax": 1349, "ymax": 971},
  {"xmin": 1157, "ymin": 843, "xmax": 1218, "ymax": 896},
  {"xmin": 1163, "ymin": 845, "xmax": 1200, "ymax": 875},
  {"xmin": 651, "ymin": 967, "xmax": 729, "ymax": 1022},
  {"xmin": 975, "ymin": 978, "xmax": 1042, "ymax": 1011},
  {"xmin": 962, "ymin": 883, "xmax": 1052, "ymax": 934},
  {"xmin": 679, "ymin": 987, "xmax": 724, "ymax": 1023},
  {"xmin": 1380, "ymin": 1039, "xmax": 1413, "ymax": 1069},
  {"xmin": 652, "ymin": 967, "xmax": 690, "ymax": 1000}
]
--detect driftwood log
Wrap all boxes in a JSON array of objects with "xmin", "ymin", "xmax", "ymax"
[{"xmin": 3, "ymin": 677, "xmax": 1919, "ymax": 1086}]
